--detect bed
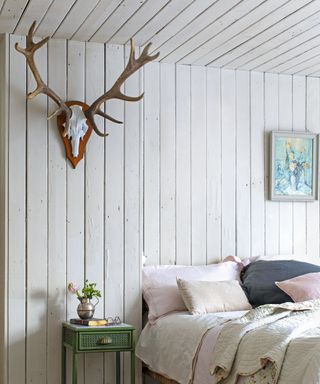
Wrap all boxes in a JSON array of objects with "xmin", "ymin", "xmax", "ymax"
[{"xmin": 137, "ymin": 256, "xmax": 320, "ymax": 384}]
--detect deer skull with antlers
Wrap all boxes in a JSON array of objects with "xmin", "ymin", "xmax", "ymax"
[{"xmin": 15, "ymin": 21, "xmax": 159, "ymax": 168}]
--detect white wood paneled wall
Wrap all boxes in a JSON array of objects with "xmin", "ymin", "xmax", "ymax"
[
  {"xmin": 2, "ymin": 34, "xmax": 320, "ymax": 384},
  {"xmin": 144, "ymin": 66, "xmax": 320, "ymax": 266}
]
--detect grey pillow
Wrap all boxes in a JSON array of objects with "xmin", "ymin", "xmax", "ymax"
[{"xmin": 241, "ymin": 260, "xmax": 320, "ymax": 307}]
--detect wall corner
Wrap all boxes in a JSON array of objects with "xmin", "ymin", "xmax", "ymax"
[{"xmin": 0, "ymin": 32, "xmax": 9, "ymax": 384}]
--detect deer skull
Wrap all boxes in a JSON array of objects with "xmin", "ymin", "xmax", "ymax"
[{"xmin": 64, "ymin": 105, "xmax": 89, "ymax": 158}]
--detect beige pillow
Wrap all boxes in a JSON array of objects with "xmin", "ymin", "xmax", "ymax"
[{"xmin": 176, "ymin": 278, "xmax": 252, "ymax": 314}]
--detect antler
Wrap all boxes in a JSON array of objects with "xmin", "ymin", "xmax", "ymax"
[
  {"xmin": 85, "ymin": 40, "xmax": 160, "ymax": 137},
  {"xmin": 15, "ymin": 21, "xmax": 72, "ymax": 135}
]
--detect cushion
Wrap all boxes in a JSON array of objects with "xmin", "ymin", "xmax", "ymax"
[
  {"xmin": 276, "ymin": 272, "xmax": 320, "ymax": 302},
  {"xmin": 249, "ymin": 254, "xmax": 320, "ymax": 265},
  {"xmin": 143, "ymin": 261, "xmax": 241, "ymax": 323},
  {"xmin": 241, "ymin": 260, "xmax": 320, "ymax": 307},
  {"xmin": 177, "ymin": 278, "xmax": 252, "ymax": 314}
]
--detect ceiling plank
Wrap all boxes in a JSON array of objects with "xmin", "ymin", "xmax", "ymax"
[
  {"xmin": 228, "ymin": 10, "xmax": 320, "ymax": 69},
  {"xmin": 157, "ymin": 0, "xmax": 245, "ymax": 60},
  {"xmin": 90, "ymin": 0, "xmax": 146, "ymax": 43},
  {"xmin": 239, "ymin": 18, "xmax": 320, "ymax": 71},
  {"xmin": 307, "ymin": 69, "xmax": 320, "ymax": 77},
  {"xmin": 302, "ymin": 64, "xmax": 320, "ymax": 76},
  {"xmin": 71, "ymin": 0, "xmax": 122, "ymax": 41},
  {"xmin": 14, "ymin": 0, "xmax": 53, "ymax": 35},
  {"xmin": 0, "ymin": 0, "xmax": 29, "ymax": 33},
  {"xmin": 132, "ymin": 0, "xmax": 194, "ymax": 46},
  {"xmin": 53, "ymin": 0, "xmax": 100, "ymax": 39},
  {"xmin": 195, "ymin": 0, "xmax": 315, "ymax": 66},
  {"xmin": 171, "ymin": 0, "xmax": 275, "ymax": 65},
  {"xmin": 272, "ymin": 45, "xmax": 320, "ymax": 74},
  {"xmin": 254, "ymin": 27, "xmax": 320, "ymax": 73},
  {"xmin": 110, "ymin": 0, "xmax": 170, "ymax": 45},
  {"xmin": 213, "ymin": 0, "xmax": 320, "ymax": 68},
  {"xmin": 143, "ymin": 0, "xmax": 220, "ymax": 53},
  {"xmin": 35, "ymin": 0, "xmax": 77, "ymax": 37},
  {"xmin": 290, "ymin": 54, "xmax": 320, "ymax": 76}
]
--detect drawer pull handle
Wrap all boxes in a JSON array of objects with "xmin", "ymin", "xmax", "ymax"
[{"xmin": 97, "ymin": 337, "xmax": 113, "ymax": 345}]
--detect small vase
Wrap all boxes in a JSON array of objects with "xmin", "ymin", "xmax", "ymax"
[{"xmin": 77, "ymin": 298, "xmax": 98, "ymax": 320}]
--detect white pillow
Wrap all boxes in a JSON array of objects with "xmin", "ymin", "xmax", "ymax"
[
  {"xmin": 177, "ymin": 278, "xmax": 252, "ymax": 314},
  {"xmin": 143, "ymin": 261, "xmax": 242, "ymax": 323}
]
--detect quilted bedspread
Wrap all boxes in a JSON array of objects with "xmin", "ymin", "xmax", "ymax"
[
  {"xmin": 136, "ymin": 311, "xmax": 230, "ymax": 384},
  {"xmin": 211, "ymin": 300, "xmax": 320, "ymax": 384}
]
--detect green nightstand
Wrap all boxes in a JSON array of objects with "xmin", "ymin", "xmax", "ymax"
[{"xmin": 62, "ymin": 322, "xmax": 135, "ymax": 384}]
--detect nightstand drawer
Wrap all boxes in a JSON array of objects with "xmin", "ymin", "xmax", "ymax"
[{"xmin": 78, "ymin": 331, "xmax": 132, "ymax": 351}]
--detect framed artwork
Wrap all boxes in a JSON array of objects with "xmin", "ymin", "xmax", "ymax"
[{"xmin": 270, "ymin": 131, "xmax": 318, "ymax": 201}]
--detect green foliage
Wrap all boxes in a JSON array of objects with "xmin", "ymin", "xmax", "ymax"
[{"xmin": 81, "ymin": 279, "xmax": 102, "ymax": 300}]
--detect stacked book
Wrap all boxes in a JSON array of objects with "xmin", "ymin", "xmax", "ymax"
[{"xmin": 70, "ymin": 318, "xmax": 108, "ymax": 326}]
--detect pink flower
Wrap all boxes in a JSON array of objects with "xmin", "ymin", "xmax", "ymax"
[{"xmin": 68, "ymin": 282, "xmax": 80, "ymax": 294}]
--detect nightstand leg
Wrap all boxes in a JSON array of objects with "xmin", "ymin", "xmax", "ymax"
[
  {"xmin": 131, "ymin": 350, "xmax": 135, "ymax": 384},
  {"xmin": 72, "ymin": 352, "xmax": 77, "ymax": 384},
  {"xmin": 116, "ymin": 352, "xmax": 120, "ymax": 384},
  {"xmin": 61, "ymin": 345, "xmax": 66, "ymax": 384}
]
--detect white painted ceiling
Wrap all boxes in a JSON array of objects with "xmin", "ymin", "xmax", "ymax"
[{"xmin": 1, "ymin": 0, "xmax": 320, "ymax": 76}]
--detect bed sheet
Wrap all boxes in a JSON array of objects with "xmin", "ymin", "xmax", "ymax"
[{"xmin": 137, "ymin": 311, "xmax": 253, "ymax": 384}]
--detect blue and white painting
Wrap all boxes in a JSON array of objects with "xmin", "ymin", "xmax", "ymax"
[{"xmin": 274, "ymin": 136, "xmax": 313, "ymax": 196}]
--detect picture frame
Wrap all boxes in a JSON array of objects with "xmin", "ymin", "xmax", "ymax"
[{"xmin": 270, "ymin": 131, "xmax": 318, "ymax": 201}]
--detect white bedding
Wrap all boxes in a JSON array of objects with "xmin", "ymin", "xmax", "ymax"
[{"xmin": 136, "ymin": 310, "xmax": 248, "ymax": 384}]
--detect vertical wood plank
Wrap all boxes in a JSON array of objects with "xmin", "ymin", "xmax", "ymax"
[
  {"xmin": 104, "ymin": 44, "xmax": 125, "ymax": 384},
  {"xmin": 278, "ymin": 74, "xmax": 293, "ymax": 255},
  {"xmin": 306, "ymin": 77, "xmax": 320, "ymax": 260},
  {"xmin": 235, "ymin": 70, "xmax": 250, "ymax": 258},
  {"xmin": 176, "ymin": 64, "xmax": 191, "ymax": 265},
  {"xmin": 265, "ymin": 73, "xmax": 279, "ymax": 256},
  {"xmin": 250, "ymin": 71, "xmax": 265, "ymax": 256},
  {"xmin": 206, "ymin": 67, "xmax": 221, "ymax": 263},
  {"xmin": 66, "ymin": 40, "xmax": 86, "ymax": 384},
  {"xmin": 0, "ymin": 33, "xmax": 8, "ymax": 384},
  {"xmin": 292, "ymin": 76, "xmax": 307, "ymax": 258},
  {"xmin": 191, "ymin": 66, "xmax": 207, "ymax": 265},
  {"xmin": 144, "ymin": 62, "xmax": 160, "ymax": 266},
  {"xmin": 160, "ymin": 63, "xmax": 176, "ymax": 265},
  {"xmin": 26, "ymin": 37, "xmax": 48, "ymax": 384},
  {"xmin": 47, "ymin": 38, "xmax": 67, "ymax": 384},
  {"xmin": 8, "ymin": 34, "xmax": 26, "ymax": 384},
  {"xmin": 123, "ymin": 44, "xmax": 142, "ymax": 384},
  {"xmin": 138, "ymin": 45, "xmax": 144, "ymax": 384},
  {"xmin": 84, "ymin": 41, "xmax": 105, "ymax": 384},
  {"xmin": 221, "ymin": 69, "xmax": 236, "ymax": 258}
]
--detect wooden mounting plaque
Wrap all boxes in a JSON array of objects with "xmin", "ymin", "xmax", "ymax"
[{"xmin": 57, "ymin": 100, "xmax": 93, "ymax": 168}]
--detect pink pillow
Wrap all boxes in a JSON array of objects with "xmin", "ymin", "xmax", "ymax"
[
  {"xmin": 143, "ymin": 261, "xmax": 242, "ymax": 323},
  {"xmin": 276, "ymin": 272, "xmax": 320, "ymax": 302}
]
